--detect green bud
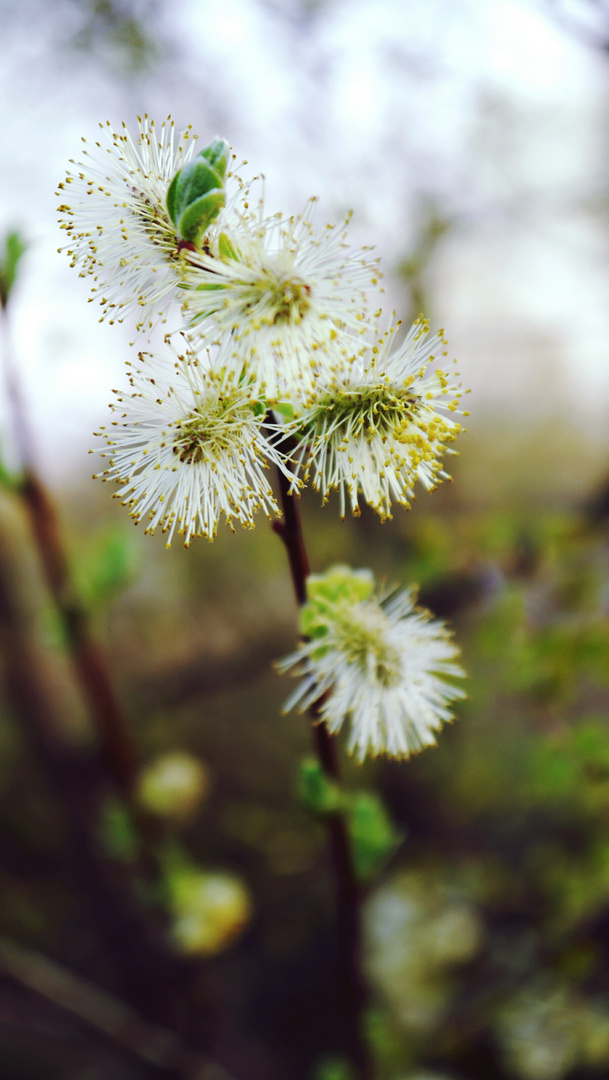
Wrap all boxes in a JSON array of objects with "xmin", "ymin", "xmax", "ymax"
[
  {"xmin": 176, "ymin": 188, "xmax": 225, "ymax": 245},
  {"xmin": 136, "ymin": 751, "xmax": 209, "ymax": 823},
  {"xmin": 347, "ymin": 790, "xmax": 403, "ymax": 882},
  {"xmin": 200, "ymin": 136, "xmax": 230, "ymax": 180},
  {"xmin": 167, "ymin": 863, "xmax": 251, "ymax": 956},
  {"xmin": 300, "ymin": 565, "xmax": 375, "ymax": 641},
  {"xmin": 166, "ymin": 137, "xmax": 230, "ymax": 247},
  {"xmin": 298, "ymin": 756, "xmax": 344, "ymax": 816}
]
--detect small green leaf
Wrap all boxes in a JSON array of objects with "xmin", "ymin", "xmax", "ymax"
[
  {"xmin": 176, "ymin": 158, "xmax": 222, "ymax": 213},
  {"xmin": 298, "ymin": 756, "xmax": 344, "ymax": 816},
  {"xmin": 165, "ymin": 170, "xmax": 181, "ymax": 228},
  {"xmin": 166, "ymin": 137, "xmax": 230, "ymax": 245},
  {"xmin": 77, "ymin": 530, "xmax": 137, "ymax": 607},
  {"xmin": 313, "ymin": 1056, "xmax": 355, "ymax": 1080},
  {"xmin": 0, "ymin": 231, "xmax": 27, "ymax": 310},
  {"xmin": 272, "ymin": 402, "xmax": 295, "ymax": 422},
  {"xmin": 218, "ymin": 232, "xmax": 238, "ymax": 260},
  {"xmin": 200, "ymin": 137, "xmax": 230, "ymax": 180},
  {"xmin": 347, "ymin": 790, "xmax": 403, "ymax": 882},
  {"xmin": 98, "ymin": 798, "xmax": 139, "ymax": 863},
  {"xmin": 178, "ymin": 189, "xmax": 226, "ymax": 245}
]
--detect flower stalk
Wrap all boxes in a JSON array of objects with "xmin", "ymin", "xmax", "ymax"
[{"xmin": 272, "ymin": 457, "xmax": 373, "ymax": 1080}]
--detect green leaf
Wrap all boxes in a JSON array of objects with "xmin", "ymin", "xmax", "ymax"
[
  {"xmin": 200, "ymin": 137, "xmax": 230, "ymax": 180},
  {"xmin": 0, "ymin": 231, "xmax": 27, "ymax": 310},
  {"xmin": 313, "ymin": 1056, "xmax": 355, "ymax": 1080},
  {"xmin": 166, "ymin": 137, "xmax": 230, "ymax": 244},
  {"xmin": 347, "ymin": 790, "xmax": 403, "ymax": 882},
  {"xmin": 272, "ymin": 401, "xmax": 295, "ymax": 422},
  {"xmin": 98, "ymin": 798, "xmax": 139, "ymax": 863},
  {"xmin": 177, "ymin": 189, "xmax": 226, "ymax": 245},
  {"xmin": 298, "ymin": 756, "xmax": 344, "ymax": 816},
  {"xmin": 77, "ymin": 530, "xmax": 137, "ymax": 607},
  {"xmin": 299, "ymin": 566, "xmax": 375, "ymax": 640},
  {"xmin": 165, "ymin": 170, "xmax": 181, "ymax": 228},
  {"xmin": 176, "ymin": 157, "xmax": 222, "ymax": 213}
]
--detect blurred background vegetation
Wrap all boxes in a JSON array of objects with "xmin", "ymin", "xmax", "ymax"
[{"xmin": 2, "ymin": 0, "xmax": 609, "ymax": 1078}]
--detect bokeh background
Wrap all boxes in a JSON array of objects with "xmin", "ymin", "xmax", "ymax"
[{"xmin": 1, "ymin": 1, "xmax": 609, "ymax": 1078}]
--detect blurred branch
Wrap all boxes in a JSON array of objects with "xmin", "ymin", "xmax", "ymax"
[
  {"xmin": 545, "ymin": 0, "xmax": 609, "ymax": 53},
  {"xmin": 397, "ymin": 200, "xmax": 453, "ymax": 324},
  {"xmin": 68, "ymin": 0, "xmax": 163, "ymax": 73},
  {"xmin": 19, "ymin": 469, "xmax": 139, "ymax": 797},
  {"xmin": 0, "ymin": 257, "xmax": 138, "ymax": 802},
  {"xmin": 272, "ymin": 456, "xmax": 373, "ymax": 1080},
  {"xmin": 0, "ymin": 521, "xmax": 202, "ymax": 1031},
  {"xmin": 0, "ymin": 937, "xmax": 234, "ymax": 1079}
]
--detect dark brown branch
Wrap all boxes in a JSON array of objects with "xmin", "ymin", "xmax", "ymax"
[
  {"xmin": 0, "ymin": 308, "xmax": 138, "ymax": 800},
  {"xmin": 20, "ymin": 469, "xmax": 138, "ymax": 797},
  {"xmin": 0, "ymin": 937, "xmax": 233, "ymax": 1078},
  {"xmin": 0, "ymin": 524, "xmax": 202, "ymax": 1033},
  {"xmin": 271, "ymin": 467, "xmax": 310, "ymax": 605},
  {"xmin": 273, "ymin": 458, "xmax": 373, "ymax": 1080}
]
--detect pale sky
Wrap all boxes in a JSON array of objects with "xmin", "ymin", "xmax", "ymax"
[{"xmin": 1, "ymin": 0, "xmax": 608, "ymax": 479}]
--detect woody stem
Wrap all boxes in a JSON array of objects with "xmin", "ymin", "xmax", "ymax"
[{"xmin": 272, "ymin": 461, "xmax": 373, "ymax": 1080}]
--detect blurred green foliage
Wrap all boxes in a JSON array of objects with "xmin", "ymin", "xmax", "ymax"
[
  {"xmin": 0, "ymin": 230, "xmax": 27, "ymax": 310},
  {"xmin": 1, "ymin": 424, "xmax": 609, "ymax": 1078}
]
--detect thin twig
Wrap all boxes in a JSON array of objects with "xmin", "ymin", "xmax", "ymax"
[
  {"xmin": 0, "ymin": 307, "xmax": 138, "ymax": 800},
  {"xmin": 0, "ymin": 937, "xmax": 233, "ymax": 1079},
  {"xmin": 272, "ymin": 461, "xmax": 373, "ymax": 1080}
]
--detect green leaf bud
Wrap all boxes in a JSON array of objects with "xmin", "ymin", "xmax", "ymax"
[
  {"xmin": 347, "ymin": 790, "xmax": 403, "ymax": 882},
  {"xmin": 200, "ymin": 136, "xmax": 230, "ymax": 181},
  {"xmin": 300, "ymin": 565, "xmax": 375, "ymax": 641},
  {"xmin": 299, "ymin": 756, "xmax": 345, "ymax": 816},
  {"xmin": 166, "ymin": 137, "xmax": 230, "ymax": 247},
  {"xmin": 177, "ymin": 189, "xmax": 225, "ymax": 245},
  {"xmin": 167, "ymin": 863, "xmax": 251, "ymax": 956}
]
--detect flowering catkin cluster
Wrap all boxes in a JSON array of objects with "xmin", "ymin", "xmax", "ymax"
[{"xmin": 58, "ymin": 116, "xmax": 467, "ymax": 759}]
